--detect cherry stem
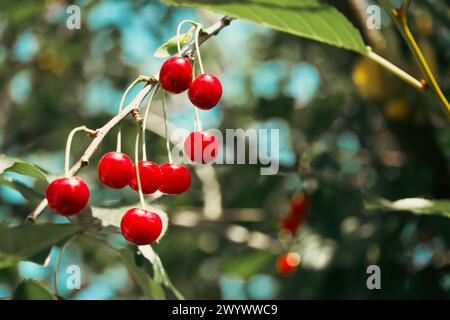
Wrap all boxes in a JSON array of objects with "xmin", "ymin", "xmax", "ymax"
[
  {"xmin": 116, "ymin": 77, "xmax": 147, "ymax": 153},
  {"xmin": 161, "ymin": 90, "xmax": 173, "ymax": 164},
  {"xmin": 64, "ymin": 126, "xmax": 96, "ymax": 177},
  {"xmin": 142, "ymin": 84, "xmax": 160, "ymax": 161},
  {"xmin": 134, "ymin": 125, "xmax": 146, "ymax": 209},
  {"xmin": 53, "ymin": 235, "xmax": 76, "ymax": 297},
  {"xmin": 194, "ymin": 23, "xmax": 205, "ymax": 74},
  {"xmin": 192, "ymin": 61, "xmax": 202, "ymax": 131},
  {"xmin": 194, "ymin": 108, "xmax": 202, "ymax": 132},
  {"xmin": 176, "ymin": 19, "xmax": 196, "ymax": 56}
]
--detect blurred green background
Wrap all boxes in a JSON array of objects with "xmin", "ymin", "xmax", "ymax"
[{"xmin": 1, "ymin": 0, "xmax": 450, "ymax": 299}]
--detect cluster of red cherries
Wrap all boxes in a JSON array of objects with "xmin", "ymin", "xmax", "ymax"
[
  {"xmin": 45, "ymin": 55, "xmax": 222, "ymax": 247},
  {"xmin": 276, "ymin": 192, "xmax": 310, "ymax": 275}
]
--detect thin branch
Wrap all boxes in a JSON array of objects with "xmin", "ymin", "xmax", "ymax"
[
  {"xmin": 378, "ymin": 0, "xmax": 450, "ymax": 113},
  {"xmin": 366, "ymin": 47, "xmax": 424, "ymax": 91},
  {"xmin": 27, "ymin": 16, "xmax": 234, "ymax": 222},
  {"xmin": 399, "ymin": 0, "xmax": 412, "ymax": 22}
]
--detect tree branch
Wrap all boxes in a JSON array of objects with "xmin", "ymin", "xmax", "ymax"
[
  {"xmin": 378, "ymin": 0, "xmax": 450, "ymax": 113},
  {"xmin": 27, "ymin": 16, "xmax": 234, "ymax": 222}
]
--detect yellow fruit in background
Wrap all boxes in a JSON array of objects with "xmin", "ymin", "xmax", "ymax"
[
  {"xmin": 385, "ymin": 98, "xmax": 409, "ymax": 121},
  {"xmin": 415, "ymin": 9, "xmax": 433, "ymax": 36},
  {"xmin": 352, "ymin": 58, "xmax": 384, "ymax": 99}
]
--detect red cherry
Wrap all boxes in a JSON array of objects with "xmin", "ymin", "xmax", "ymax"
[
  {"xmin": 280, "ymin": 193, "xmax": 310, "ymax": 235},
  {"xmin": 281, "ymin": 214, "xmax": 305, "ymax": 235},
  {"xmin": 188, "ymin": 74, "xmax": 222, "ymax": 110},
  {"xmin": 184, "ymin": 131, "xmax": 219, "ymax": 164},
  {"xmin": 159, "ymin": 164, "xmax": 191, "ymax": 194},
  {"xmin": 46, "ymin": 177, "xmax": 90, "ymax": 216},
  {"xmin": 159, "ymin": 57, "xmax": 192, "ymax": 93},
  {"xmin": 129, "ymin": 161, "xmax": 161, "ymax": 194},
  {"xmin": 98, "ymin": 152, "xmax": 133, "ymax": 189},
  {"xmin": 120, "ymin": 208, "xmax": 162, "ymax": 245},
  {"xmin": 277, "ymin": 252, "xmax": 301, "ymax": 276},
  {"xmin": 290, "ymin": 193, "xmax": 310, "ymax": 218}
]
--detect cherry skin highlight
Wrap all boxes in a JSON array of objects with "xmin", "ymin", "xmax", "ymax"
[
  {"xmin": 277, "ymin": 252, "xmax": 301, "ymax": 276},
  {"xmin": 98, "ymin": 151, "xmax": 133, "ymax": 189},
  {"xmin": 46, "ymin": 177, "xmax": 90, "ymax": 216},
  {"xmin": 159, "ymin": 164, "xmax": 191, "ymax": 194},
  {"xmin": 188, "ymin": 74, "xmax": 222, "ymax": 110},
  {"xmin": 159, "ymin": 57, "xmax": 192, "ymax": 94},
  {"xmin": 184, "ymin": 131, "xmax": 219, "ymax": 164},
  {"xmin": 120, "ymin": 208, "xmax": 162, "ymax": 245},
  {"xmin": 129, "ymin": 161, "xmax": 161, "ymax": 194}
]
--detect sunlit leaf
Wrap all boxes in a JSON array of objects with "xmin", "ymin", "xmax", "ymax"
[
  {"xmin": 0, "ymin": 154, "xmax": 48, "ymax": 181},
  {"xmin": 154, "ymin": 31, "xmax": 193, "ymax": 58},
  {"xmin": 365, "ymin": 196, "xmax": 450, "ymax": 219},
  {"xmin": 162, "ymin": 0, "xmax": 368, "ymax": 54}
]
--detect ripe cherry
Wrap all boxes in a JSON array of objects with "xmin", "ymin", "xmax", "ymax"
[
  {"xmin": 159, "ymin": 57, "xmax": 192, "ymax": 94},
  {"xmin": 188, "ymin": 74, "xmax": 222, "ymax": 110},
  {"xmin": 46, "ymin": 177, "xmax": 90, "ymax": 216},
  {"xmin": 98, "ymin": 151, "xmax": 133, "ymax": 189},
  {"xmin": 290, "ymin": 193, "xmax": 310, "ymax": 218},
  {"xmin": 277, "ymin": 252, "xmax": 301, "ymax": 276},
  {"xmin": 184, "ymin": 131, "xmax": 219, "ymax": 164},
  {"xmin": 281, "ymin": 214, "xmax": 305, "ymax": 235},
  {"xmin": 129, "ymin": 161, "xmax": 161, "ymax": 194},
  {"xmin": 280, "ymin": 193, "xmax": 310, "ymax": 235},
  {"xmin": 120, "ymin": 208, "xmax": 162, "ymax": 245},
  {"xmin": 159, "ymin": 164, "xmax": 191, "ymax": 194}
]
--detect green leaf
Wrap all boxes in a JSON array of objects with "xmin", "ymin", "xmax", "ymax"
[
  {"xmin": 154, "ymin": 31, "xmax": 193, "ymax": 58},
  {"xmin": 0, "ymin": 223, "xmax": 82, "ymax": 269},
  {"xmin": 138, "ymin": 245, "xmax": 184, "ymax": 300},
  {"xmin": 365, "ymin": 197, "xmax": 450, "ymax": 219},
  {"xmin": 119, "ymin": 248, "xmax": 166, "ymax": 300},
  {"xmin": 13, "ymin": 279, "xmax": 56, "ymax": 300},
  {"xmin": 162, "ymin": 0, "xmax": 368, "ymax": 54},
  {"xmin": 0, "ymin": 176, "xmax": 44, "ymax": 202},
  {"xmin": 0, "ymin": 154, "xmax": 48, "ymax": 181},
  {"xmin": 221, "ymin": 251, "xmax": 273, "ymax": 278}
]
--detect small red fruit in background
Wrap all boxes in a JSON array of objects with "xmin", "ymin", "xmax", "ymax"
[
  {"xmin": 277, "ymin": 252, "xmax": 301, "ymax": 276},
  {"xmin": 120, "ymin": 208, "xmax": 162, "ymax": 245},
  {"xmin": 129, "ymin": 161, "xmax": 161, "ymax": 194},
  {"xmin": 188, "ymin": 74, "xmax": 222, "ymax": 110},
  {"xmin": 46, "ymin": 177, "xmax": 90, "ymax": 216},
  {"xmin": 98, "ymin": 152, "xmax": 133, "ymax": 189},
  {"xmin": 280, "ymin": 192, "xmax": 310, "ymax": 235},
  {"xmin": 290, "ymin": 193, "xmax": 310, "ymax": 217},
  {"xmin": 159, "ymin": 164, "xmax": 191, "ymax": 194},
  {"xmin": 184, "ymin": 131, "xmax": 219, "ymax": 164},
  {"xmin": 281, "ymin": 214, "xmax": 305, "ymax": 234},
  {"xmin": 159, "ymin": 57, "xmax": 192, "ymax": 93}
]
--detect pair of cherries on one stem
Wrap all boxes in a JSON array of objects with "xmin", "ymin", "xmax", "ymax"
[
  {"xmin": 160, "ymin": 57, "xmax": 221, "ymax": 164},
  {"xmin": 159, "ymin": 57, "xmax": 222, "ymax": 110},
  {"xmin": 98, "ymin": 151, "xmax": 191, "ymax": 195}
]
